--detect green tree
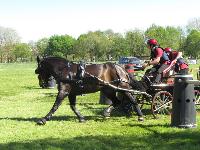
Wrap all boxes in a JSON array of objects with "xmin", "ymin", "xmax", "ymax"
[
  {"xmin": 145, "ymin": 24, "xmax": 166, "ymax": 46},
  {"xmin": 45, "ymin": 35, "xmax": 76, "ymax": 58},
  {"xmin": 145, "ymin": 24, "xmax": 182, "ymax": 50},
  {"xmin": 183, "ymin": 30, "xmax": 200, "ymax": 58},
  {"xmin": 125, "ymin": 29, "xmax": 146, "ymax": 56},
  {"xmin": 13, "ymin": 43, "xmax": 32, "ymax": 61},
  {"xmin": 104, "ymin": 30, "xmax": 126, "ymax": 60},
  {"xmin": 0, "ymin": 26, "xmax": 21, "ymax": 62},
  {"xmin": 36, "ymin": 38, "xmax": 49, "ymax": 56},
  {"xmin": 74, "ymin": 31, "xmax": 113, "ymax": 61},
  {"xmin": 73, "ymin": 34, "xmax": 90, "ymax": 60},
  {"xmin": 165, "ymin": 26, "xmax": 183, "ymax": 50},
  {"xmin": 92, "ymin": 31, "xmax": 111, "ymax": 61},
  {"xmin": 28, "ymin": 41, "xmax": 37, "ymax": 61}
]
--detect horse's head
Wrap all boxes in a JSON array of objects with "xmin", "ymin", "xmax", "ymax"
[
  {"xmin": 35, "ymin": 56, "xmax": 75, "ymax": 88},
  {"xmin": 35, "ymin": 56, "xmax": 53, "ymax": 88}
]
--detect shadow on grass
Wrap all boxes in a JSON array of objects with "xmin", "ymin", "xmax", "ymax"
[
  {"xmin": 0, "ymin": 114, "xmax": 109, "ymax": 123},
  {"xmin": 22, "ymin": 85, "xmax": 43, "ymax": 90},
  {"xmin": 43, "ymin": 92, "xmax": 57, "ymax": 98},
  {"xmin": 0, "ymin": 106, "xmax": 142, "ymax": 124},
  {"xmin": 0, "ymin": 104, "xmax": 155, "ymax": 124},
  {"xmin": 1, "ymin": 130, "xmax": 200, "ymax": 150}
]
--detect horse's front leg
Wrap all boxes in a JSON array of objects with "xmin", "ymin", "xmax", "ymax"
[
  {"xmin": 37, "ymin": 90, "xmax": 68, "ymax": 125},
  {"xmin": 68, "ymin": 94, "xmax": 85, "ymax": 122},
  {"xmin": 125, "ymin": 92, "xmax": 144, "ymax": 121}
]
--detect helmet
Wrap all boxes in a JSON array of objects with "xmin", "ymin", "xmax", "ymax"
[
  {"xmin": 164, "ymin": 47, "xmax": 172, "ymax": 52},
  {"xmin": 147, "ymin": 39, "xmax": 158, "ymax": 45}
]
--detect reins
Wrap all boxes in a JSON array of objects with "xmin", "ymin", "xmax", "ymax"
[{"xmin": 84, "ymin": 71, "xmax": 152, "ymax": 98}]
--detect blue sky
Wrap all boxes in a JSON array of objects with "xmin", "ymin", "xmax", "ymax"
[{"xmin": 0, "ymin": 0, "xmax": 200, "ymax": 42}]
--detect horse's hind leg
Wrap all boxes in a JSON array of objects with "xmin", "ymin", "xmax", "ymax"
[
  {"xmin": 103, "ymin": 105, "xmax": 115, "ymax": 117},
  {"xmin": 37, "ymin": 90, "xmax": 68, "ymax": 125},
  {"xmin": 68, "ymin": 94, "xmax": 85, "ymax": 122},
  {"xmin": 124, "ymin": 92, "xmax": 144, "ymax": 121},
  {"xmin": 101, "ymin": 91, "xmax": 121, "ymax": 117}
]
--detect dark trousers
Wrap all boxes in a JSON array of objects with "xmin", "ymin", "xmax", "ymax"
[
  {"xmin": 149, "ymin": 64, "xmax": 169, "ymax": 83},
  {"xmin": 179, "ymin": 68, "xmax": 189, "ymax": 75}
]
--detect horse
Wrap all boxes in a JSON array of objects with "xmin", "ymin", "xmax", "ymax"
[{"xmin": 35, "ymin": 56, "xmax": 144, "ymax": 125}]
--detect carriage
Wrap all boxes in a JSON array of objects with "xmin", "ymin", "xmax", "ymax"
[
  {"xmin": 131, "ymin": 66, "xmax": 200, "ymax": 119},
  {"xmin": 35, "ymin": 56, "xmax": 200, "ymax": 125},
  {"xmin": 136, "ymin": 82, "xmax": 173, "ymax": 118}
]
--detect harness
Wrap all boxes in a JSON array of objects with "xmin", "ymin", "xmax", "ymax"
[
  {"xmin": 75, "ymin": 61, "xmax": 86, "ymax": 89},
  {"xmin": 63, "ymin": 61, "xmax": 151, "ymax": 98},
  {"xmin": 75, "ymin": 62, "xmax": 130, "ymax": 89},
  {"xmin": 76, "ymin": 61, "xmax": 86, "ymax": 79},
  {"xmin": 84, "ymin": 71, "xmax": 151, "ymax": 98},
  {"xmin": 113, "ymin": 64, "xmax": 130, "ymax": 87}
]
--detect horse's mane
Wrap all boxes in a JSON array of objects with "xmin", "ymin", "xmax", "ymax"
[
  {"xmin": 44, "ymin": 56, "xmax": 68, "ymax": 61},
  {"xmin": 43, "ymin": 56, "xmax": 73, "ymax": 64}
]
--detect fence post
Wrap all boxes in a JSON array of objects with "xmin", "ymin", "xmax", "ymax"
[{"xmin": 171, "ymin": 74, "xmax": 197, "ymax": 128}]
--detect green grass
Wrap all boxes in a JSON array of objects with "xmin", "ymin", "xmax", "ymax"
[
  {"xmin": 189, "ymin": 64, "xmax": 199, "ymax": 79},
  {"xmin": 0, "ymin": 63, "xmax": 200, "ymax": 150}
]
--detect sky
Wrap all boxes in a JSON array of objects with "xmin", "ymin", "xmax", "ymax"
[{"xmin": 0, "ymin": 0, "xmax": 200, "ymax": 42}]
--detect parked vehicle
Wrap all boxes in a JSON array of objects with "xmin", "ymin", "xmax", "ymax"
[
  {"xmin": 188, "ymin": 59, "xmax": 197, "ymax": 64},
  {"xmin": 118, "ymin": 56, "xmax": 144, "ymax": 73}
]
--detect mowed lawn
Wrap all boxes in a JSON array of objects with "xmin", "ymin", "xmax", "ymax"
[{"xmin": 0, "ymin": 63, "xmax": 200, "ymax": 150}]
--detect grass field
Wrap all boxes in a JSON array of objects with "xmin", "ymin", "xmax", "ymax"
[{"xmin": 0, "ymin": 63, "xmax": 200, "ymax": 150}]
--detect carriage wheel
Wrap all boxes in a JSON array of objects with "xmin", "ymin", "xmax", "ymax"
[
  {"xmin": 195, "ymin": 90, "xmax": 200, "ymax": 109},
  {"xmin": 151, "ymin": 91, "xmax": 173, "ymax": 119}
]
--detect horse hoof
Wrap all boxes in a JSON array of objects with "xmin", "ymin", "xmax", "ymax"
[
  {"xmin": 103, "ymin": 113, "xmax": 110, "ymax": 118},
  {"xmin": 138, "ymin": 116, "xmax": 144, "ymax": 122},
  {"xmin": 104, "ymin": 116, "xmax": 110, "ymax": 119},
  {"xmin": 103, "ymin": 111, "xmax": 111, "ymax": 117},
  {"xmin": 36, "ymin": 119, "xmax": 46, "ymax": 125}
]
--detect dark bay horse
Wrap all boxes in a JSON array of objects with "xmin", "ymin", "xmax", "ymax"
[{"xmin": 35, "ymin": 56, "xmax": 144, "ymax": 125}]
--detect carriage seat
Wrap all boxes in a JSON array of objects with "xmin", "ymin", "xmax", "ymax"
[
  {"xmin": 162, "ymin": 66, "xmax": 175, "ymax": 78},
  {"xmin": 162, "ymin": 65, "xmax": 175, "ymax": 84},
  {"xmin": 144, "ymin": 64, "xmax": 175, "ymax": 85}
]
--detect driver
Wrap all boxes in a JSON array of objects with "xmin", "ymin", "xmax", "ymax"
[{"xmin": 143, "ymin": 39, "xmax": 170, "ymax": 84}]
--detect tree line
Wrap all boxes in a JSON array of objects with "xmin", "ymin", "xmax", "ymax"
[{"xmin": 1, "ymin": 18, "xmax": 200, "ymax": 63}]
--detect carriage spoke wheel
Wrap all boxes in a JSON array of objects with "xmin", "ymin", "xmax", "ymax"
[
  {"xmin": 195, "ymin": 90, "xmax": 200, "ymax": 109},
  {"xmin": 151, "ymin": 91, "xmax": 173, "ymax": 119}
]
